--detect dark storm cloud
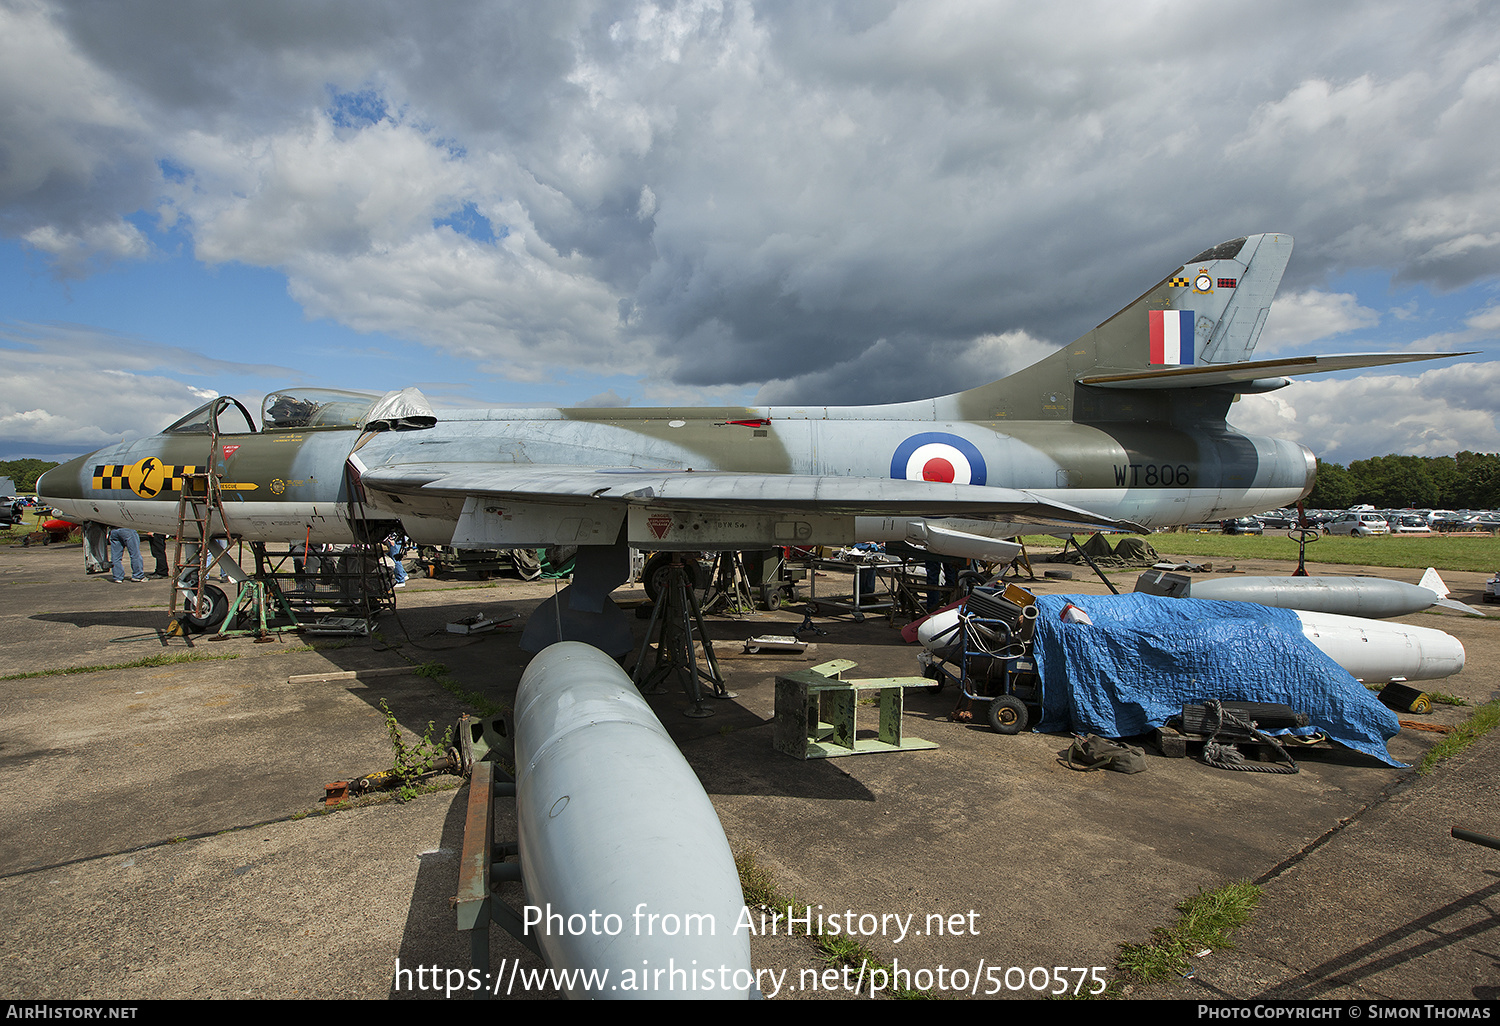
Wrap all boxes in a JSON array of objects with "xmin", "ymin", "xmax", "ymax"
[{"xmin": 2, "ymin": 0, "xmax": 1498, "ymax": 437}]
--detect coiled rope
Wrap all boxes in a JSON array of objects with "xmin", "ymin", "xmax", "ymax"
[{"xmin": 1199, "ymin": 699, "xmax": 1299, "ymax": 774}]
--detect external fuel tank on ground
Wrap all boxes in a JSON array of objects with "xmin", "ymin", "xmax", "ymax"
[{"xmin": 512, "ymin": 642, "xmax": 755, "ymax": 999}]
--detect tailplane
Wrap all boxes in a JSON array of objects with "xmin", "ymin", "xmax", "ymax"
[{"xmin": 941, "ymin": 233, "xmax": 1463, "ymax": 422}]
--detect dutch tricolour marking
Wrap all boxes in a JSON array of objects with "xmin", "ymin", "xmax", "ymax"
[
  {"xmin": 1149, "ymin": 309, "xmax": 1195, "ymax": 365},
  {"xmin": 890, "ymin": 432, "xmax": 987, "ymax": 486}
]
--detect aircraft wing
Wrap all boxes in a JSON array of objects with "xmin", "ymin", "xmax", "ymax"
[
  {"xmin": 1078, "ymin": 351, "xmax": 1471, "ymax": 390},
  {"xmin": 358, "ymin": 462, "xmax": 1147, "ymax": 533}
]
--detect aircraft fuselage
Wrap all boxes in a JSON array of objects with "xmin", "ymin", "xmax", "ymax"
[{"xmin": 40, "ymin": 404, "xmax": 1314, "ymax": 548}]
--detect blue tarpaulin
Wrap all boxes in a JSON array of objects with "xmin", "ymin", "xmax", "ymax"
[{"xmin": 1029, "ymin": 594, "xmax": 1404, "ymax": 766}]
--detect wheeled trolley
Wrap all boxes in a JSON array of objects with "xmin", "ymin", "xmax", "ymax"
[{"xmin": 920, "ymin": 585, "xmax": 1042, "ymax": 735}]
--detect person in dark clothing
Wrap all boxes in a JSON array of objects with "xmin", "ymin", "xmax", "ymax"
[{"xmin": 147, "ymin": 533, "xmax": 170, "ymax": 577}]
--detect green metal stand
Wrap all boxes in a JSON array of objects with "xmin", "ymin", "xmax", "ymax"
[{"xmin": 773, "ymin": 659, "xmax": 938, "ymax": 759}]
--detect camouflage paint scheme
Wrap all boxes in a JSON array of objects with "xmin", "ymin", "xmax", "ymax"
[{"xmin": 38, "ymin": 234, "xmax": 1458, "ymax": 557}]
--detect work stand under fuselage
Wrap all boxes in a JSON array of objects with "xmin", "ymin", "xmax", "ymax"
[{"xmin": 632, "ymin": 558, "xmax": 735, "ymax": 717}]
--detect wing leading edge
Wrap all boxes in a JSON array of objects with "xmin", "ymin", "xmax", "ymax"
[{"xmin": 359, "ymin": 463, "xmax": 1147, "ymax": 533}]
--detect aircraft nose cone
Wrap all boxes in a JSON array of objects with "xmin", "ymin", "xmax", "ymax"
[{"xmin": 36, "ymin": 453, "xmax": 90, "ymax": 502}]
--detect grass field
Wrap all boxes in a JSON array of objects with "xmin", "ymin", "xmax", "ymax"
[
  {"xmin": 8, "ymin": 513, "xmax": 1500, "ymax": 573},
  {"xmin": 1025, "ymin": 532, "xmax": 1500, "ymax": 574},
  {"xmin": 0, "ymin": 509, "xmax": 52, "ymax": 546}
]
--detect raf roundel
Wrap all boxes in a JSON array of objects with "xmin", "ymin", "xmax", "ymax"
[{"xmin": 890, "ymin": 432, "xmax": 987, "ymax": 486}]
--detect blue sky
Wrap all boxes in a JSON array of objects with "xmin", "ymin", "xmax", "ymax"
[
  {"xmin": 2, "ymin": 1, "xmax": 1498, "ymax": 465},
  {"xmin": 0, "ymin": 222, "xmax": 659, "ymax": 442}
]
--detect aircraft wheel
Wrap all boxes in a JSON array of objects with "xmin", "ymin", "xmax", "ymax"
[
  {"xmin": 1410, "ymin": 694, "xmax": 1433, "ymax": 715},
  {"xmin": 182, "ymin": 584, "xmax": 229, "ymax": 633},
  {"xmin": 641, "ymin": 553, "xmax": 666, "ymax": 603},
  {"xmin": 987, "ymin": 695, "xmax": 1028, "ymax": 735},
  {"xmin": 643, "ymin": 552, "xmax": 701, "ymax": 605},
  {"xmin": 513, "ymin": 550, "xmax": 543, "ymax": 581}
]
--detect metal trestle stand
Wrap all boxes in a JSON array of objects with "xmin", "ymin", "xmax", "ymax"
[{"xmin": 632, "ymin": 555, "xmax": 734, "ymax": 717}]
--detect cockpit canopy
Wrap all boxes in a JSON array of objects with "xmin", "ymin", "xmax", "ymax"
[
  {"xmin": 161, "ymin": 396, "xmax": 260, "ymax": 435},
  {"xmin": 160, "ymin": 387, "xmax": 432, "ymax": 435},
  {"xmin": 262, "ymin": 388, "xmax": 381, "ymax": 430}
]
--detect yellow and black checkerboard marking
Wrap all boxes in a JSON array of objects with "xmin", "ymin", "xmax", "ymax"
[
  {"xmin": 91, "ymin": 459, "xmax": 203, "ymax": 498},
  {"xmin": 1169, "ymin": 276, "xmax": 1191, "ymax": 288}
]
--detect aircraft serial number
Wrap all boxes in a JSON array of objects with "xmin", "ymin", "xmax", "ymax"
[{"xmin": 1113, "ymin": 464, "xmax": 1191, "ymax": 487}]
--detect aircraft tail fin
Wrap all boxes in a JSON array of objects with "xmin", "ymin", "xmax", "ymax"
[
  {"xmin": 937, "ymin": 232, "xmax": 1464, "ymax": 423},
  {"xmin": 1420, "ymin": 566, "xmax": 1449, "ymax": 598},
  {"xmin": 1419, "ymin": 567, "xmax": 1486, "ymax": 616},
  {"xmin": 941, "ymin": 233, "xmax": 1295, "ymax": 421},
  {"xmin": 1087, "ymin": 232, "xmax": 1295, "ymax": 371}
]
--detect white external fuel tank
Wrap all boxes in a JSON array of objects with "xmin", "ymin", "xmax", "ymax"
[
  {"xmin": 918, "ymin": 600, "xmax": 1465, "ymax": 683},
  {"xmin": 1291, "ymin": 609, "xmax": 1466, "ymax": 683},
  {"xmin": 513, "ymin": 642, "xmax": 755, "ymax": 999}
]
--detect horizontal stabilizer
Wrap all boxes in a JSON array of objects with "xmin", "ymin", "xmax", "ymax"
[
  {"xmin": 1423, "ymin": 568, "xmax": 1486, "ymax": 617},
  {"xmin": 1433, "ymin": 596, "xmax": 1487, "ymax": 617},
  {"xmin": 1078, "ymin": 352, "xmax": 1470, "ymax": 390}
]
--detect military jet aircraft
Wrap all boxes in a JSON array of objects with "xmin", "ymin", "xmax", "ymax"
[{"xmin": 37, "ymin": 233, "xmax": 1460, "ymax": 648}]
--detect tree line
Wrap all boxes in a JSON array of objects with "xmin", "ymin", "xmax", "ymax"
[
  {"xmin": 0, "ymin": 459, "xmax": 61, "ymax": 493},
  {"xmin": 1306, "ymin": 452, "xmax": 1500, "ymax": 511}
]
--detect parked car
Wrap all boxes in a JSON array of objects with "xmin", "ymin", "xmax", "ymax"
[
  {"xmin": 1326, "ymin": 512, "xmax": 1391, "ymax": 537},
  {"xmin": 1220, "ymin": 517, "xmax": 1264, "ymax": 535},
  {"xmin": 1391, "ymin": 515, "xmax": 1432, "ymax": 534},
  {"xmin": 1431, "ymin": 511, "xmax": 1471, "ymax": 532},
  {"xmin": 1461, "ymin": 512, "xmax": 1500, "ymax": 531}
]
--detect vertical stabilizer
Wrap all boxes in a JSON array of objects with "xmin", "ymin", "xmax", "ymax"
[
  {"xmin": 1195, "ymin": 234, "xmax": 1293, "ymax": 364},
  {"xmin": 942, "ymin": 233, "xmax": 1292, "ymax": 421},
  {"xmin": 1419, "ymin": 567, "xmax": 1449, "ymax": 599},
  {"xmin": 1086, "ymin": 232, "xmax": 1293, "ymax": 372}
]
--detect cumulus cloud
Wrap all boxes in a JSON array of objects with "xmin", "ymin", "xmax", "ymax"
[
  {"xmin": 1230, "ymin": 360, "xmax": 1500, "ymax": 465},
  {"xmin": 0, "ymin": 321, "xmax": 295, "ymax": 456},
  {"xmin": 0, "ymin": 0, "xmax": 154, "ymax": 262},
  {"xmin": 1258, "ymin": 290, "xmax": 1382, "ymax": 353},
  {"xmin": 2, "ymin": 1, "xmax": 1499, "ymax": 457}
]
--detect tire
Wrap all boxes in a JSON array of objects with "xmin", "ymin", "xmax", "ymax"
[
  {"xmin": 182, "ymin": 584, "xmax": 229, "ymax": 633},
  {"xmin": 987, "ymin": 695, "xmax": 1029, "ymax": 735},
  {"xmin": 642, "ymin": 552, "xmax": 674, "ymax": 604},
  {"xmin": 642, "ymin": 552, "xmax": 704, "ymax": 605},
  {"xmin": 511, "ymin": 549, "xmax": 543, "ymax": 582}
]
